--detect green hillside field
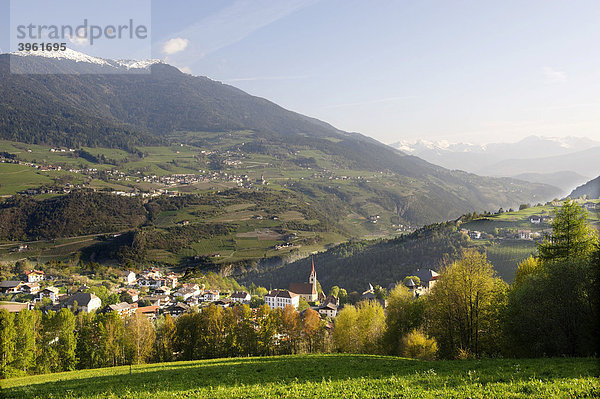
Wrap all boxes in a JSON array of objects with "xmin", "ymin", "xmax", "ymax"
[{"xmin": 1, "ymin": 354, "xmax": 598, "ymax": 399}]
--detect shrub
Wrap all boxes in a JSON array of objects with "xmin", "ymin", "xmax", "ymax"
[{"xmin": 401, "ymin": 329, "xmax": 437, "ymax": 360}]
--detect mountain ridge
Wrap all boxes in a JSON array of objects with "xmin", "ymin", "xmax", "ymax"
[
  {"xmin": 569, "ymin": 176, "xmax": 600, "ymax": 199},
  {"xmin": 0, "ymin": 50, "xmax": 560, "ymax": 227}
]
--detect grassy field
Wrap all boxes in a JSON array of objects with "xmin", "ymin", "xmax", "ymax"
[
  {"xmin": 1, "ymin": 354, "xmax": 598, "ymax": 398},
  {"xmin": 0, "ymin": 163, "xmax": 54, "ymax": 195}
]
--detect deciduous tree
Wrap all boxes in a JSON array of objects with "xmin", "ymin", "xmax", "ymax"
[{"xmin": 427, "ymin": 250, "xmax": 507, "ymax": 358}]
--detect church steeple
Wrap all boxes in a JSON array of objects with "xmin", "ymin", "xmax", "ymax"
[{"xmin": 309, "ymin": 257, "xmax": 317, "ymax": 287}]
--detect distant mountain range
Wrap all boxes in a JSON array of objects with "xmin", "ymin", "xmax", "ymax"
[
  {"xmin": 570, "ymin": 176, "xmax": 600, "ymax": 199},
  {"xmin": 391, "ymin": 136, "xmax": 600, "ymax": 194},
  {"xmin": 0, "ymin": 50, "xmax": 560, "ymax": 226}
]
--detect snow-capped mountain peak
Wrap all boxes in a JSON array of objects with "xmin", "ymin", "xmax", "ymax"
[
  {"xmin": 11, "ymin": 48, "xmax": 110, "ymax": 65},
  {"xmin": 7, "ymin": 48, "xmax": 163, "ymax": 71}
]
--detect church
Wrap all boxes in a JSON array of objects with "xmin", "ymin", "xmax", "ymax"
[{"xmin": 289, "ymin": 258, "xmax": 319, "ymax": 302}]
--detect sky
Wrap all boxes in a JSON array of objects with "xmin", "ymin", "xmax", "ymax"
[{"xmin": 2, "ymin": 0, "xmax": 600, "ymax": 145}]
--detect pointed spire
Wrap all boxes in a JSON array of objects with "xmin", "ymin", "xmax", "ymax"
[{"xmin": 309, "ymin": 257, "xmax": 317, "ymax": 286}]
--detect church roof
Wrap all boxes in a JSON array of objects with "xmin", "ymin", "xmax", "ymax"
[{"xmin": 289, "ymin": 282, "xmax": 316, "ymax": 295}]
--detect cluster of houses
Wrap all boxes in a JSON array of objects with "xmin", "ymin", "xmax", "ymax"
[
  {"xmin": 0, "ymin": 270, "xmax": 47, "ymax": 297},
  {"xmin": 582, "ymin": 201, "xmax": 599, "ymax": 211},
  {"xmin": 1, "ymin": 260, "xmax": 442, "ymax": 324},
  {"xmin": 0, "ymin": 271, "xmax": 108, "ymax": 314},
  {"xmin": 0, "ymin": 268, "xmax": 249, "ymax": 320},
  {"xmin": 115, "ymin": 268, "xmax": 252, "ymax": 318},
  {"xmin": 263, "ymin": 260, "xmax": 440, "ymax": 318},
  {"xmin": 462, "ymin": 228, "xmax": 542, "ymax": 241}
]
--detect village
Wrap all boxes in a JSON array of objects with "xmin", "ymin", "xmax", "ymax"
[
  {"xmin": 0, "ymin": 258, "xmax": 439, "ymax": 324},
  {"xmin": 1, "ymin": 145, "xmax": 385, "ymax": 200}
]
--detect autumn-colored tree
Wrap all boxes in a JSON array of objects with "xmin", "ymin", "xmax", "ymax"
[
  {"xmin": 154, "ymin": 314, "xmax": 176, "ymax": 362},
  {"xmin": 280, "ymin": 305, "xmax": 301, "ymax": 354},
  {"xmin": 356, "ymin": 300, "xmax": 386, "ymax": 354},
  {"xmin": 98, "ymin": 312, "xmax": 126, "ymax": 367},
  {"xmin": 233, "ymin": 304, "xmax": 258, "ymax": 356},
  {"xmin": 174, "ymin": 311, "xmax": 202, "ymax": 360},
  {"xmin": 197, "ymin": 304, "xmax": 226, "ymax": 358},
  {"xmin": 302, "ymin": 308, "xmax": 321, "ymax": 353},
  {"xmin": 333, "ymin": 304, "xmax": 358, "ymax": 353},
  {"xmin": 255, "ymin": 304, "xmax": 278, "ymax": 356},
  {"xmin": 124, "ymin": 313, "xmax": 156, "ymax": 364}
]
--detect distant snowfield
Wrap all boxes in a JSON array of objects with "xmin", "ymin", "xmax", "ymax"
[{"xmin": 390, "ymin": 135, "xmax": 600, "ymax": 193}]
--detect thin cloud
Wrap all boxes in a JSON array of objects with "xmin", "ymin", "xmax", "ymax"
[
  {"xmin": 157, "ymin": 0, "xmax": 319, "ymax": 65},
  {"xmin": 223, "ymin": 75, "xmax": 310, "ymax": 82},
  {"xmin": 163, "ymin": 38, "xmax": 189, "ymax": 55},
  {"xmin": 543, "ymin": 66, "xmax": 567, "ymax": 83},
  {"xmin": 324, "ymin": 96, "xmax": 416, "ymax": 109}
]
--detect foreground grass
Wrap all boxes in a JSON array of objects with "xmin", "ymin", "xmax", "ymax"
[{"xmin": 1, "ymin": 355, "xmax": 598, "ymax": 398}]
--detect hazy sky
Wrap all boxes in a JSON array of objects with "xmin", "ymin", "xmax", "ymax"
[{"xmin": 3, "ymin": 0, "xmax": 600, "ymax": 144}]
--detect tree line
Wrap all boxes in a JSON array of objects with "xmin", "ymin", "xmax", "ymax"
[{"xmin": 0, "ymin": 303, "xmax": 329, "ymax": 379}]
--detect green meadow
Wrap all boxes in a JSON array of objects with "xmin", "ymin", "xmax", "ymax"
[{"xmin": 1, "ymin": 354, "xmax": 598, "ymax": 398}]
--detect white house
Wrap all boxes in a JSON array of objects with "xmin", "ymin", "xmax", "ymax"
[
  {"xmin": 202, "ymin": 290, "xmax": 220, "ymax": 302},
  {"xmin": 318, "ymin": 302, "xmax": 338, "ymax": 318},
  {"xmin": 101, "ymin": 302, "xmax": 137, "ymax": 318},
  {"xmin": 468, "ymin": 231, "xmax": 482, "ymax": 240},
  {"xmin": 165, "ymin": 273, "xmax": 179, "ymax": 288},
  {"xmin": 142, "ymin": 268, "xmax": 162, "ymax": 279},
  {"xmin": 123, "ymin": 271, "xmax": 136, "ymax": 285},
  {"xmin": 518, "ymin": 230, "xmax": 533, "ymax": 240},
  {"xmin": 25, "ymin": 270, "xmax": 45, "ymax": 283},
  {"xmin": 38, "ymin": 286, "xmax": 60, "ymax": 302},
  {"xmin": 265, "ymin": 290, "xmax": 299, "ymax": 310},
  {"xmin": 0, "ymin": 281, "xmax": 22, "ymax": 294},
  {"xmin": 20, "ymin": 282, "xmax": 40, "ymax": 294},
  {"xmin": 174, "ymin": 286, "xmax": 200, "ymax": 301},
  {"xmin": 137, "ymin": 277, "xmax": 167, "ymax": 289},
  {"xmin": 120, "ymin": 288, "xmax": 139, "ymax": 302},
  {"xmin": 230, "ymin": 291, "xmax": 251, "ymax": 304},
  {"xmin": 529, "ymin": 215, "xmax": 542, "ymax": 224},
  {"xmin": 64, "ymin": 292, "xmax": 102, "ymax": 313},
  {"xmin": 142, "ymin": 294, "xmax": 171, "ymax": 308}
]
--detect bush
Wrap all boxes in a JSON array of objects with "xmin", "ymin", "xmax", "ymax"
[{"xmin": 401, "ymin": 329, "xmax": 437, "ymax": 360}]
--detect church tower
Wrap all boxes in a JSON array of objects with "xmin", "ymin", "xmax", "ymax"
[{"xmin": 309, "ymin": 257, "xmax": 317, "ymax": 288}]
